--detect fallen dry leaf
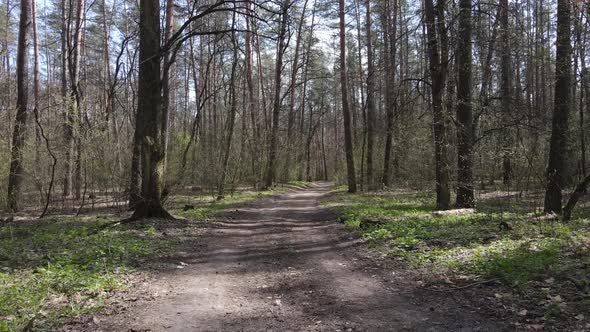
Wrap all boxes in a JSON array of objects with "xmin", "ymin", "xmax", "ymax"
[{"xmin": 527, "ymin": 323, "xmax": 544, "ymax": 331}]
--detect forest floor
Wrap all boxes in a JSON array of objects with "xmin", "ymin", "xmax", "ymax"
[
  {"xmin": 59, "ymin": 182, "xmax": 509, "ymax": 332},
  {"xmin": 3, "ymin": 182, "xmax": 589, "ymax": 331}
]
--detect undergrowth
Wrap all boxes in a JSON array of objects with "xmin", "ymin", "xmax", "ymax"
[
  {"xmin": 0, "ymin": 216, "xmax": 176, "ymax": 331},
  {"xmin": 326, "ymin": 189, "xmax": 590, "ymax": 325}
]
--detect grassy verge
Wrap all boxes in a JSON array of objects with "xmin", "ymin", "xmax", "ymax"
[
  {"xmin": 325, "ymin": 189, "xmax": 590, "ymax": 325},
  {"xmin": 0, "ymin": 186, "xmax": 279, "ymax": 331},
  {"xmin": 0, "ymin": 216, "xmax": 179, "ymax": 331}
]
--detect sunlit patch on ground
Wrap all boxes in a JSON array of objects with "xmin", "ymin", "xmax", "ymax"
[{"xmin": 324, "ymin": 188, "xmax": 590, "ymax": 330}]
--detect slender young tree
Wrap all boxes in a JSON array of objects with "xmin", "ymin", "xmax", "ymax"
[
  {"xmin": 282, "ymin": 0, "xmax": 310, "ymax": 182},
  {"xmin": 364, "ymin": 0, "xmax": 375, "ymax": 189},
  {"xmin": 544, "ymin": 0, "xmax": 572, "ymax": 214},
  {"xmin": 382, "ymin": 0, "xmax": 398, "ymax": 187},
  {"xmin": 217, "ymin": 14, "xmax": 239, "ymax": 200},
  {"xmin": 161, "ymin": 0, "xmax": 174, "ymax": 171},
  {"xmin": 7, "ymin": 0, "xmax": 32, "ymax": 212},
  {"xmin": 339, "ymin": 0, "xmax": 357, "ymax": 193},
  {"xmin": 500, "ymin": 0, "xmax": 513, "ymax": 187},
  {"xmin": 61, "ymin": 0, "xmax": 72, "ymax": 197},
  {"xmin": 264, "ymin": 1, "xmax": 289, "ymax": 189}
]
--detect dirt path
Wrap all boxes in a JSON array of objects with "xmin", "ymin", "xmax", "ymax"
[{"xmin": 74, "ymin": 182, "xmax": 507, "ymax": 331}]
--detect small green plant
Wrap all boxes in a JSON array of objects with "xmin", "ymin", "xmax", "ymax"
[
  {"xmin": 0, "ymin": 216, "xmax": 175, "ymax": 330},
  {"xmin": 327, "ymin": 189, "xmax": 590, "ymax": 289}
]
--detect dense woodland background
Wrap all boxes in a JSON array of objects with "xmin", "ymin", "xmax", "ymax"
[{"xmin": 1, "ymin": 0, "xmax": 589, "ymax": 218}]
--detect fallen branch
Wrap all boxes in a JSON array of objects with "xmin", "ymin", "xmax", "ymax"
[{"xmin": 427, "ymin": 278, "xmax": 499, "ymax": 292}]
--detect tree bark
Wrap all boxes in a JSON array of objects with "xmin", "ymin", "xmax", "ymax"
[
  {"xmin": 161, "ymin": 0, "xmax": 174, "ymax": 172},
  {"xmin": 282, "ymin": 0, "xmax": 309, "ymax": 182},
  {"xmin": 499, "ymin": 0, "xmax": 513, "ymax": 187},
  {"xmin": 263, "ymin": 1, "xmax": 288, "ymax": 189},
  {"xmin": 424, "ymin": 0, "xmax": 450, "ymax": 210},
  {"xmin": 563, "ymin": 173, "xmax": 590, "ymax": 221},
  {"xmin": 61, "ymin": 0, "xmax": 73, "ymax": 197},
  {"xmin": 455, "ymin": 0, "xmax": 474, "ymax": 208},
  {"xmin": 382, "ymin": 0, "xmax": 397, "ymax": 187},
  {"xmin": 67, "ymin": 0, "xmax": 85, "ymax": 200},
  {"xmin": 217, "ymin": 15, "xmax": 239, "ymax": 200},
  {"xmin": 364, "ymin": 0, "xmax": 375, "ymax": 189},
  {"xmin": 339, "ymin": 0, "xmax": 357, "ymax": 193},
  {"xmin": 544, "ymin": 0, "xmax": 571, "ymax": 214},
  {"xmin": 130, "ymin": 0, "xmax": 172, "ymax": 219},
  {"xmin": 7, "ymin": 0, "xmax": 32, "ymax": 212}
]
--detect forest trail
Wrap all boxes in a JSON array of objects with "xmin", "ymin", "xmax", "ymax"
[{"xmin": 78, "ymin": 183, "xmax": 506, "ymax": 331}]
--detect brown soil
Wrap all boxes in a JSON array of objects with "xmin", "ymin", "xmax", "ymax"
[{"xmin": 62, "ymin": 182, "xmax": 509, "ymax": 331}]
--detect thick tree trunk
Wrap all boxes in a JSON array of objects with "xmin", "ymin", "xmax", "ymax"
[
  {"xmin": 130, "ymin": 0, "xmax": 171, "ymax": 219},
  {"xmin": 263, "ymin": 2, "xmax": 288, "ymax": 189},
  {"xmin": 129, "ymin": 130, "xmax": 142, "ymax": 209},
  {"xmin": 7, "ymin": 0, "xmax": 32, "ymax": 212},
  {"xmin": 455, "ymin": 0, "xmax": 474, "ymax": 208},
  {"xmin": 339, "ymin": 0, "xmax": 357, "ymax": 193},
  {"xmin": 544, "ymin": 0, "xmax": 572, "ymax": 214},
  {"xmin": 424, "ymin": 0, "xmax": 450, "ymax": 210}
]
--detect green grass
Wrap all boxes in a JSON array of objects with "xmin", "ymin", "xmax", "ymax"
[
  {"xmin": 327, "ymin": 189, "xmax": 590, "ymax": 327},
  {"xmin": 286, "ymin": 181, "xmax": 314, "ymax": 189},
  {"xmin": 327, "ymin": 190, "xmax": 590, "ymax": 287},
  {"xmin": 0, "ymin": 216, "xmax": 176, "ymax": 331},
  {"xmin": 324, "ymin": 190, "xmax": 433, "ymax": 229},
  {"xmin": 174, "ymin": 189, "xmax": 275, "ymax": 220},
  {"xmin": 0, "ymin": 186, "xmax": 278, "ymax": 331}
]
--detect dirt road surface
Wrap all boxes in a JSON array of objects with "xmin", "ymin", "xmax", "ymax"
[{"xmin": 69, "ymin": 182, "xmax": 507, "ymax": 331}]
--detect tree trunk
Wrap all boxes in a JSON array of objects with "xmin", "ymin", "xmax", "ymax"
[
  {"xmin": 217, "ymin": 20, "xmax": 239, "ymax": 200},
  {"xmin": 68, "ymin": 0, "xmax": 85, "ymax": 200},
  {"xmin": 582, "ymin": 68, "xmax": 589, "ymax": 177},
  {"xmin": 61, "ymin": 0, "xmax": 72, "ymax": 197},
  {"xmin": 424, "ymin": 0, "xmax": 450, "ymax": 210},
  {"xmin": 161, "ymin": 0, "xmax": 174, "ymax": 172},
  {"xmin": 282, "ymin": 0, "xmax": 309, "ymax": 182},
  {"xmin": 499, "ymin": 0, "xmax": 513, "ymax": 187},
  {"xmin": 544, "ymin": 0, "xmax": 572, "ymax": 214},
  {"xmin": 364, "ymin": 0, "xmax": 375, "ymax": 189},
  {"xmin": 263, "ymin": 2, "xmax": 288, "ymax": 189},
  {"xmin": 7, "ymin": 0, "xmax": 32, "ymax": 212},
  {"xmin": 245, "ymin": 0, "xmax": 260, "ymax": 188},
  {"xmin": 382, "ymin": 0, "xmax": 398, "ymax": 187},
  {"xmin": 339, "ymin": 0, "xmax": 357, "ymax": 193},
  {"xmin": 130, "ymin": 0, "xmax": 171, "ymax": 219},
  {"xmin": 455, "ymin": 0, "xmax": 474, "ymax": 208},
  {"xmin": 563, "ymin": 173, "xmax": 590, "ymax": 221}
]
